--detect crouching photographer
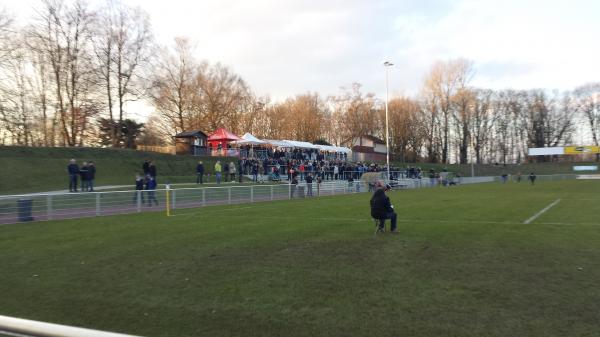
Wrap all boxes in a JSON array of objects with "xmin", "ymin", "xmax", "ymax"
[{"xmin": 370, "ymin": 181, "xmax": 398, "ymax": 233}]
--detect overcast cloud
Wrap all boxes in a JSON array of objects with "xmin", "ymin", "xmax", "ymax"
[{"xmin": 7, "ymin": 0, "xmax": 600, "ymax": 102}]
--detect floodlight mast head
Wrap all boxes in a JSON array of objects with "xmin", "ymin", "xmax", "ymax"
[{"xmin": 382, "ymin": 61, "xmax": 394, "ymax": 182}]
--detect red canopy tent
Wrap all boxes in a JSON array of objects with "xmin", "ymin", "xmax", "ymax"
[{"xmin": 207, "ymin": 128, "xmax": 241, "ymax": 154}]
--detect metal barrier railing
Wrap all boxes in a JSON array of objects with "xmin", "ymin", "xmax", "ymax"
[
  {"xmin": 0, "ymin": 181, "xmax": 372, "ymax": 225},
  {"xmin": 0, "ymin": 314, "xmax": 139, "ymax": 337},
  {"xmin": 0, "ymin": 175, "xmax": 577, "ymax": 225}
]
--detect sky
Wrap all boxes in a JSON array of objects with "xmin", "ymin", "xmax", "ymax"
[{"xmin": 6, "ymin": 0, "xmax": 600, "ymax": 111}]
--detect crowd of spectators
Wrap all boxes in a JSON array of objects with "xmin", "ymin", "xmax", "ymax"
[{"xmin": 237, "ymin": 157, "xmax": 391, "ymax": 182}]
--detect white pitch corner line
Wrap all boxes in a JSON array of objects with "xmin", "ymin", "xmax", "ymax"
[{"xmin": 523, "ymin": 198, "xmax": 561, "ymax": 224}]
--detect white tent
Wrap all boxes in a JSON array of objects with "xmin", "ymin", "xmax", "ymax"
[
  {"xmin": 232, "ymin": 132, "xmax": 266, "ymax": 145},
  {"xmin": 284, "ymin": 140, "xmax": 319, "ymax": 149},
  {"xmin": 334, "ymin": 146, "xmax": 352, "ymax": 154},
  {"xmin": 314, "ymin": 144, "xmax": 352, "ymax": 154},
  {"xmin": 263, "ymin": 139, "xmax": 294, "ymax": 148}
]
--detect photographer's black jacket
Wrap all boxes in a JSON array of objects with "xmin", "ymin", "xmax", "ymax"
[{"xmin": 370, "ymin": 189, "xmax": 393, "ymax": 219}]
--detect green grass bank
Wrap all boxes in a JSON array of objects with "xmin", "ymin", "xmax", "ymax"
[{"xmin": 0, "ymin": 146, "xmax": 229, "ymax": 194}]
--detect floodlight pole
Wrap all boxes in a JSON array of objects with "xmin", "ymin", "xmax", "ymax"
[{"xmin": 383, "ymin": 61, "xmax": 394, "ymax": 182}]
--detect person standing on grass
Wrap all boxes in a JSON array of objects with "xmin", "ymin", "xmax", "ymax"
[
  {"xmin": 145, "ymin": 175, "xmax": 158, "ymax": 206},
  {"xmin": 133, "ymin": 173, "xmax": 145, "ymax": 204},
  {"xmin": 67, "ymin": 159, "xmax": 79, "ymax": 192},
  {"xmin": 196, "ymin": 161, "xmax": 204, "ymax": 184},
  {"xmin": 142, "ymin": 160, "xmax": 150, "ymax": 176},
  {"xmin": 148, "ymin": 161, "xmax": 157, "ymax": 179},
  {"xmin": 429, "ymin": 169, "xmax": 436, "ymax": 186},
  {"xmin": 215, "ymin": 161, "xmax": 222, "ymax": 184},
  {"xmin": 316, "ymin": 174, "xmax": 322, "ymax": 196},
  {"xmin": 252, "ymin": 162, "xmax": 259, "ymax": 182},
  {"xmin": 334, "ymin": 164, "xmax": 339, "ymax": 180},
  {"xmin": 79, "ymin": 162, "xmax": 89, "ymax": 192},
  {"xmin": 370, "ymin": 181, "xmax": 397, "ymax": 233},
  {"xmin": 299, "ymin": 162, "xmax": 305, "ymax": 181},
  {"xmin": 223, "ymin": 160, "xmax": 230, "ymax": 182},
  {"xmin": 263, "ymin": 159, "xmax": 269, "ymax": 181},
  {"xmin": 87, "ymin": 161, "xmax": 96, "ymax": 191},
  {"xmin": 306, "ymin": 173, "xmax": 313, "ymax": 197},
  {"xmin": 229, "ymin": 161, "xmax": 236, "ymax": 182},
  {"xmin": 529, "ymin": 172, "xmax": 536, "ymax": 185},
  {"xmin": 290, "ymin": 174, "xmax": 299, "ymax": 198}
]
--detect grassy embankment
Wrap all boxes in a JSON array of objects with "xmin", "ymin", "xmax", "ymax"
[{"xmin": 0, "ymin": 146, "xmax": 230, "ymax": 194}]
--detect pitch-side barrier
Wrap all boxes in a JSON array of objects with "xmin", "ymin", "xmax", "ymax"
[
  {"xmin": 0, "ymin": 175, "xmax": 576, "ymax": 225},
  {"xmin": 0, "ymin": 314, "xmax": 139, "ymax": 337}
]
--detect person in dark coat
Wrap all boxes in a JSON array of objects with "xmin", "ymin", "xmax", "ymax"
[
  {"xmin": 263, "ymin": 159, "xmax": 269, "ymax": 180},
  {"xmin": 79, "ymin": 162, "xmax": 89, "ymax": 192},
  {"xmin": 196, "ymin": 161, "xmax": 204, "ymax": 184},
  {"xmin": 145, "ymin": 175, "xmax": 158, "ymax": 206},
  {"xmin": 238, "ymin": 159, "xmax": 244, "ymax": 183},
  {"xmin": 252, "ymin": 162, "xmax": 259, "ymax": 182},
  {"xmin": 87, "ymin": 161, "xmax": 96, "ymax": 191},
  {"xmin": 67, "ymin": 159, "xmax": 79, "ymax": 192},
  {"xmin": 133, "ymin": 173, "xmax": 145, "ymax": 204},
  {"xmin": 529, "ymin": 172, "xmax": 536, "ymax": 185},
  {"xmin": 290, "ymin": 175, "xmax": 299, "ymax": 198},
  {"xmin": 305, "ymin": 173, "xmax": 313, "ymax": 197},
  {"xmin": 223, "ymin": 161, "xmax": 229, "ymax": 182},
  {"xmin": 148, "ymin": 161, "xmax": 157, "ymax": 179},
  {"xmin": 370, "ymin": 182, "xmax": 397, "ymax": 233},
  {"xmin": 142, "ymin": 160, "xmax": 150, "ymax": 176}
]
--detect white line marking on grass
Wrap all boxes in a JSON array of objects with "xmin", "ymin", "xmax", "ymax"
[{"xmin": 523, "ymin": 199, "xmax": 561, "ymax": 224}]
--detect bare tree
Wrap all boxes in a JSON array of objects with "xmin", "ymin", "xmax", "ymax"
[
  {"xmin": 149, "ymin": 37, "xmax": 198, "ymax": 135},
  {"xmin": 29, "ymin": 0, "xmax": 100, "ymax": 146},
  {"xmin": 0, "ymin": 45, "xmax": 35, "ymax": 145},
  {"xmin": 195, "ymin": 62, "xmax": 253, "ymax": 134},
  {"xmin": 331, "ymin": 83, "xmax": 378, "ymax": 144},
  {"xmin": 574, "ymin": 83, "xmax": 600, "ymax": 160},
  {"xmin": 452, "ymin": 87, "xmax": 475, "ymax": 164},
  {"xmin": 0, "ymin": 7, "xmax": 15, "ymax": 65},
  {"xmin": 93, "ymin": 0, "xmax": 153, "ymax": 146},
  {"xmin": 422, "ymin": 58, "xmax": 474, "ymax": 163},
  {"xmin": 469, "ymin": 89, "xmax": 495, "ymax": 163},
  {"xmin": 514, "ymin": 90, "xmax": 574, "ymax": 162},
  {"xmin": 388, "ymin": 96, "xmax": 422, "ymax": 162}
]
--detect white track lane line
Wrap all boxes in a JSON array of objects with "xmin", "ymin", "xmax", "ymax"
[{"xmin": 523, "ymin": 198, "xmax": 561, "ymax": 224}]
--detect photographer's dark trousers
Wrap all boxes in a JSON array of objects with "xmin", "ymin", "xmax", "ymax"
[{"xmin": 379, "ymin": 212, "xmax": 397, "ymax": 231}]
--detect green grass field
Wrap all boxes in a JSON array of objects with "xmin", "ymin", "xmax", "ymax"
[{"xmin": 1, "ymin": 180, "xmax": 600, "ymax": 337}]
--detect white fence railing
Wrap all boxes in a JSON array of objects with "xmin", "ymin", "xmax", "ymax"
[
  {"xmin": 0, "ymin": 315, "xmax": 139, "ymax": 337},
  {"xmin": 0, "ymin": 175, "xmax": 577, "ymax": 225}
]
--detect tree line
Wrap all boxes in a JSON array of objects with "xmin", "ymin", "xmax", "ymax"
[{"xmin": 0, "ymin": 0, "xmax": 598, "ymax": 163}]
